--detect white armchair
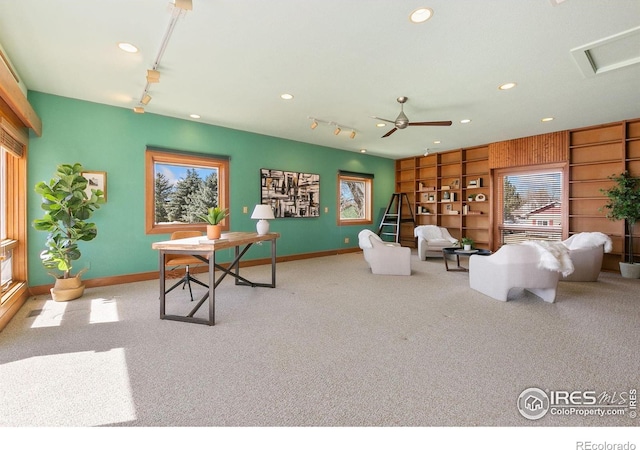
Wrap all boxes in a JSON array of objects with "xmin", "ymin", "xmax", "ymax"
[
  {"xmin": 414, "ymin": 225, "xmax": 459, "ymax": 260},
  {"xmin": 358, "ymin": 229, "xmax": 411, "ymax": 276},
  {"xmin": 469, "ymin": 244, "xmax": 561, "ymax": 303},
  {"xmin": 561, "ymin": 232, "xmax": 612, "ymax": 282}
]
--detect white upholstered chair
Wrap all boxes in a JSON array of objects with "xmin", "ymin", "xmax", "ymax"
[
  {"xmin": 414, "ymin": 225, "xmax": 459, "ymax": 260},
  {"xmin": 561, "ymin": 232, "xmax": 612, "ymax": 282},
  {"xmin": 469, "ymin": 244, "xmax": 562, "ymax": 303},
  {"xmin": 358, "ymin": 229, "xmax": 411, "ymax": 276}
]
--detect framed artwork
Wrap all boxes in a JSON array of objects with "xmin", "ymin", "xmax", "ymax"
[
  {"xmin": 260, "ymin": 168, "xmax": 319, "ymax": 218},
  {"xmin": 82, "ymin": 171, "xmax": 107, "ymax": 202}
]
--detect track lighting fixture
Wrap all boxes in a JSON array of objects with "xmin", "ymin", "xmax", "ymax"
[
  {"xmin": 424, "ymin": 148, "xmax": 430, "ymax": 156},
  {"xmin": 133, "ymin": 106, "xmax": 145, "ymax": 114},
  {"xmin": 132, "ymin": 0, "xmax": 190, "ymax": 114},
  {"xmin": 308, "ymin": 117, "xmax": 357, "ymax": 138}
]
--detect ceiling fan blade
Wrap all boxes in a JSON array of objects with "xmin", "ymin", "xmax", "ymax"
[
  {"xmin": 382, "ymin": 128, "xmax": 398, "ymax": 138},
  {"xmin": 408, "ymin": 121, "xmax": 453, "ymax": 126},
  {"xmin": 371, "ymin": 116, "xmax": 396, "ymax": 124}
]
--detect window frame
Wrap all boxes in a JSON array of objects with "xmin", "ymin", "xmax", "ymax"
[
  {"xmin": 494, "ymin": 163, "xmax": 568, "ymax": 246},
  {"xmin": 145, "ymin": 149, "xmax": 229, "ymax": 235},
  {"xmin": 337, "ymin": 173, "xmax": 373, "ymax": 226}
]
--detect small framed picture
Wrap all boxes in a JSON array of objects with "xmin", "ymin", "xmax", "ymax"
[
  {"xmin": 82, "ymin": 171, "xmax": 107, "ymax": 202},
  {"xmin": 450, "ymin": 179, "xmax": 460, "ymax": 189}
]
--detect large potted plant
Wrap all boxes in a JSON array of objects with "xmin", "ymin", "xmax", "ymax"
[
  {"xmin": 197, "ymin": 206, "xmax": 228, "ymax": 240},
  {"xmin": 601, "ymin": 171, "xmax": 640, "ymax": 278},
  {"xmin": 33, "ymin": 163, "xmax": 106, "ymax": 300}
]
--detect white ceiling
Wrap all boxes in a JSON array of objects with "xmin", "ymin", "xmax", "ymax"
[{"xmin": 1, "ymin": 0, "xmax": 639, "ymax": 159}]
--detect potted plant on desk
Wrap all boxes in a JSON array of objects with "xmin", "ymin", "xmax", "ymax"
[
  {"xmin": 33, "ymin": 163, "xmax": 105, "ymax": 301},
  {"xmin": 198, "ymin": 206, "xmax": 229, "ymax": 240}
]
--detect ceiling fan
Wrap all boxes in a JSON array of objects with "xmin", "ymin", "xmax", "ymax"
[{"xmin": 372, "ymin": 96, "xmax": 452, "ymax": 138}]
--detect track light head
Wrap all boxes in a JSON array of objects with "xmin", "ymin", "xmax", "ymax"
[
  {"xmin": 310, "ymin": 120, "xmax": 318, "ymax": 130},
  {"xmin": 350, "ymin": 130, "xmax": 356, "ymax": 139},
  {"xmin": 146, "ymin": 69, "xmax": 160, "ymax": 83},
  {"xmin": 133, "ymin": 106, "xmax": 145, "ymax": 114},
  {"xmin": 334, "ymin": 127, "xmax": 341, "ymax": 135},
  {"xmin": 141, "ymin": 93, "xmax": 152, "ymax": 105}
]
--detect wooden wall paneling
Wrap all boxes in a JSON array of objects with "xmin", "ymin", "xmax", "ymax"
[{"xmin": 489, "ymin": 131, "xmax": 569, "ymax": 169}]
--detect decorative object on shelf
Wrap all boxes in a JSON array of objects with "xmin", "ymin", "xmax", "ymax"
[
  {"xmin": 467, "ymin": 193, "xmax": 476, "ymax": 202},
  {"xmin": 428, "ymin": 194, "xmax": 435, "ymax": 201},
  {"xmin": 450, "ymin": 179, "xmax": 460, "ymax": 189},
  {"xmin": 418, "ymin": 182, "xmax": 424, "ymax": 191},
  {"xmin": 600, "ymin": 171, "xmax": 640, "ymax": 278},
  {"xmin": 463, "ymin": 204, "xmax": 469, "ymax": 215},
  {"xmin": 442, "ymin": 191, "xmax": 450, "ymax": 200},
  {"xmin": 468, "ymin": 179, "xmax": 477, "ymax": 187},
  {"xmin": 251, "ymin": 204, "xmax": 276, "ymax": 235},
  {"xmin": 33, "ymin": 163, "xmax": 106, "ymax": 301},
  {"xmin": 475, "ymin": 193, "xmax": 486, "ymax": 202},
  {"xmin": 441, "ymin": 185, "xmax": 450, "ymax": 191}
]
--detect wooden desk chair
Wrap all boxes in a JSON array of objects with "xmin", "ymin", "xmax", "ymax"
[{"xmin": 164, "ymin": 230, "xmax": 208, "ymax": 301}]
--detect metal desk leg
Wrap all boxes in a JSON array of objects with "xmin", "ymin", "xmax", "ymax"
[
  {"xmin": 271, "ymin": 238, "xmax": 277, "ymax": 287},
  {"xmin": 208, "ymin": 250, "xmax": 215, "ymax": 325},
  {"xmin": 159, "ymin": 250, "xmax": 166, "ymax": 319}
]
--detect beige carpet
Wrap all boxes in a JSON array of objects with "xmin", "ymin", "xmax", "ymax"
[{"xmin": 1, "ymin": 251, "xmax": 639, "ymax": 428}]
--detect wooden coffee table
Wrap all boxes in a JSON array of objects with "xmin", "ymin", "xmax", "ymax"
[{"xmin": 442, "ymin": 247, "xmax": 492, "ymax": 272}]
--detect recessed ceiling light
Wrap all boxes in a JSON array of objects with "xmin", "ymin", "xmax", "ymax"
[
  {"xmin": 376, "ymin": 123, "xmax": 386, "ymax": 128},
  {"xmin": 410, "ymin": 7, "xmax": 434, "ymax": 23},
  {"xmin": 499, "ymin": 82, "xmax": 517, "ymax": 90},
  {"xmin": 360, "ymin": 149, "xmax": 367, "ymax": 153},
  {"xmin": 280, "ymin": 93, "xmax": 294, "ymax": 100},
  {"xmin": 190, "ymin": 114, "xmax": 201, "ymax": 119},
  {"xmin": 433, "ymin": 140, "xmax": 441, "ymax": 144},
  {"xmin": 118, "ymin": 42, "xmax": 138, "ymax": 53},
  {"xmin": 460, "ymin": 119, "xmax": 472, "ymax": 124},
  {"xmin": 541, "ymin": 117, "xmax": 554, "ymax": 122}
]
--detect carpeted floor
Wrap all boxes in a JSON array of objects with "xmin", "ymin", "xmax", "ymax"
[{"xmin": 1, "ymin": 251, "xmax": 639, "ymax": 427}]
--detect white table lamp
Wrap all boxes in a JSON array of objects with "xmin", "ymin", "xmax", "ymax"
[{"xmin": 251, "ymin": 204, "xmax": 275, "ymax": 235}]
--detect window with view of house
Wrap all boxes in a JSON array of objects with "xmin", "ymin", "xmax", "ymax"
[{"xmin": 498, "ymin": 168, "xmax": 564, "ymax": 245}]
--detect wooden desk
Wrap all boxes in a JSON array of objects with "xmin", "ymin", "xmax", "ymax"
[{"xmin": 152, "ymin": 231, "xmax": 280, "ymax": 326}]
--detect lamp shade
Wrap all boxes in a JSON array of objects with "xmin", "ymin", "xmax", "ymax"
[
  {"xmin": 251, "ymin": 205, "xmax": 275, "ymax": 220},
  {"xmin": 251, "ymin": 205, "xmax": 275, "ymax": 235}
]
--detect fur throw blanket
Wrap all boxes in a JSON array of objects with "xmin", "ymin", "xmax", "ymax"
[
  {"xmin": 522, "ymin": 240, "xmax": 575, "ymax": 277},
  {"xmin": 563, "ymin": 232, "xmax": 612, "ymax": 253}
]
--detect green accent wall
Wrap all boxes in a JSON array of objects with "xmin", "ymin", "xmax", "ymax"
[{"xmin": 27, "ymin": 92, "xmax": 395, "ymax": 287}]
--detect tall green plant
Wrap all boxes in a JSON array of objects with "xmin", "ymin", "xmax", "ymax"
[
  {"xmin": 33, "ymin": 163, "xmax": 105, "ymax": 278},
  {"xmin": 601, "ymin": 171, "xmax": 640, "ymax": 264}
]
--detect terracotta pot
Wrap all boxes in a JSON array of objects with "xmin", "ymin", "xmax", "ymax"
[{"xmin": 207, "ymin": 224, "xmax": 222, "ymax": 240}]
